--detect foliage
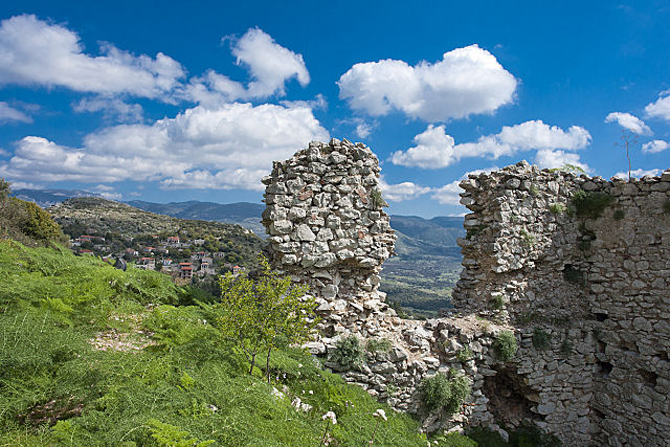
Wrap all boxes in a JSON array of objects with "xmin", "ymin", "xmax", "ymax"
[
  {"xmin": 366, "ymin": 337, "xmax": 392, "ymax": 353},
  {"xmin": 0, "ymin": 179, "xmax": 68, "ymax": 247},
  {"xmin": 0, "ymin": 242, "xmax": 437, "ymax": 446},
  {"xmin": 549, "ymin": 203, "xmax": 566, "ymax": 215},
  {"xmin": 529, "ymin": 185, "xmax": 539, "ymax": 196},
  {"xmin": 456, "ymin": 346, "xmax": 473, "ymax": 363},
  {"xmin": 331, "ymin": 335, "xmax": 366, "ymax": 370},
  {"xmin": 548, "ymin": 163, "xmax": 586, "ymax": 175},
  {"xmin": 418, "ymin": 370, "xmax": 470, "ymax": 415},
  {"xmin": 560, "ymin": 337, "xmax": 574, "ymax": 355},
  {"xmin": 489, "ymin": 294, "xmax": 505, "ymax": 310},
  {"xmin": 532, "ymin": 328, "xmax": 551, "ymax": 351},
  {"xmin": 613, "ymin": 209, "xmax": 625, "ymax": 220},
  {"xmin": 572, "ymin": 190, "xmax": 615, "ymax": 219},
  {"xmin": 208, "ymin": 255, "xmax": 316, "ymax": 378},
  {"xmin": 429, "ymin": 432, "xmax": 478, "ymax": 447},
  {"xmin": 493, "ymin": 331, "xmax": 518, "ymax": 361},
  {"xmin": 148, "ymin": 419, "xmax": 215, "ymax": 446},
  {"xmin": 369, "ymin": 188, "xmax": 388, "ymax": 209}
]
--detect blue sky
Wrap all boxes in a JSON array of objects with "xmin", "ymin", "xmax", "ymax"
[{"xmin": 0, "ymin": 1, "xmax": 669, "ymax": 217}]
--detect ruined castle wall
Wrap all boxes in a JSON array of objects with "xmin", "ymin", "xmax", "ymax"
[
  {"xmin": 454, "ymin": 162, "xmax": 670, "ymax": 446},
  {"xmin": 263, "ymin": 141, "xmax": 670, "ymax": 446}
]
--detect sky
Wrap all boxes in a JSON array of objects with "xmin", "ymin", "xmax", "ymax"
[{"xmin": 0, "ymin": 1, "xmax": 669, "ymax": 217}]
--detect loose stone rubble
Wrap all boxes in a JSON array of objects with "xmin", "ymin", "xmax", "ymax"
[{"xmin": 263, "ymin": 141, "xmax": 670, "ymax": 446}]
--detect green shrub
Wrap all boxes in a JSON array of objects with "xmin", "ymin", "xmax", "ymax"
[
  {"xmin": 331, "ymin": 336, "xmax": 365, "ymax": 370},
  {"xmin": 572, "ymin": 190, "xmax": 615, "ymax": 219},
  {"xmin": 549, "ymin": 203, "xmax": 566, "ymax": 215},
  {"xmin": 613, "ymin": 209, "xmax": 625, "ymax": 220},
  {"xmin": 529, "ymin": 185, "xmax": 539, "ymax": 196},
  {"xmin": 370, "ymin": 189, "xmax": 388, "ymax": 209},
  {"xmin": 418, "ymin": 370, "xmax": 470, "ymax": 414},
  {"xmin": 493, "ymin": 331, "xmax": 517, "ymax": 361},
  {"xmin": 520, "ymin": 230, "xmax": 536, "ymax": 248},
  {"xmin": 561, "ymin": 338, "xmax": 574, "ymax": 355},
  {"xmin": 489, "ymin": 294, "xmax": 504, "ymax": 310},
  {"xmin": 532, "ymin": 328, "xmax": 551, "ymax": 351},
  {"xmin": 430, "ymin": 432, "xmax": 478, "ymax": 447},
  {"xmin": 366, "ymin": 337, "xmax": 392, "ymax": 353},
  {"xmin": 456, "ymin": 346, "xmax": 473, "ymax": 363}
]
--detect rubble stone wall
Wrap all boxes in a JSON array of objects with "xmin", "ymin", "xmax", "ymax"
[
  {"xmin": 454, "ymin": 162, "xmax": 670, "ymax": 446},
  {"xmin": 263, "ymin": 141, "xmax": 670, "ymax": 446}
]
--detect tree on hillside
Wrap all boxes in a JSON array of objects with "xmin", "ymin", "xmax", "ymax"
[{"xmin": 208, "ymin": 256, "xmax": 318, "ymax": 382}]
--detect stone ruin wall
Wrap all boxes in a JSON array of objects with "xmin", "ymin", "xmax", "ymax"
[
  {"xmin": 454, "ymin": 162, "xmax": 670, "ymax": 446},
  {"xmin": 262, "ymin": 140, "xmax": 670, "ymax": 446}
]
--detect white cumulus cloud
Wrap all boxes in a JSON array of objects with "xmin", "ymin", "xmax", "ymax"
[
  {"xmin": 73, "ymin": 97, "xmax": 143, "ymax": 122},
  {"xmin": 0, "ymin": 101, "xmax": 32, "ymax": 123},
  {"xmin": 534, "ymin": 149, "xmax": 590, "ymax": 172},
  {"xmin": 613, "ymin": 168, "xmax": 663, "ymax": 179},
  {"xmin": 645, "ymin": 91, "xmax": 670, "ymax": 121},
  {"xmin": 0, "ymin": 14, "xmax": 185, "ymax": 100},
  {"xmin": 338, "ymin": 45, "xmax": 517, "ymax": 122},
  {"xmin": 232, "ymin": 28, "xmax": 310, "ymax": 98},
  {"xmin": 431, "ymin": 167, "xmax": 499, "ymax": 205},
  {"xmin": 379, "ymin": 177, "xmax": 432, "ymax": 202},
  {"xmin": 604, "ymin": 112, "xmax": 652, "ymax": 135},
  {"xmin": 641, "ymin": 139, "xmax": 669, "ymax": 154},
  {"xmin": 391, "ymin": 120, "xmax": 591, "ymax": 169},
  {"xmin": 0, "ymin": 103, "xmax": 329, "ymax": 190}
]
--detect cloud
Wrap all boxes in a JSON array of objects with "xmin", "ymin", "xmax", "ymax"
[
  {"xmin": 431, "ymin": 167, "xmax": 499, "ymax": 205},
  {"xmin": 73, "ymin": 97, "xmax": 143, "ymax": 122},
  {"xmin": 613, "ymin": 168, "xmax": 663, "ymax": 179},
  {"xmin": 178, "ymin": 28, "xmax": 311, "ymax": 106},
  {"xmin": 379, "ymin": 177, "xmax": 432, "ymax": 202},
  {"xmin": 604, "ymin": 112, "xmax": 652, "ymax": 135},
  {"xmin": 534, "ymin": 149, "xmax": 590, "ymax": 172},
  {"xmin": 641, "ymin": 139, "xmax": 669, "ymax": 154},
  {"xmin": 0, "ymin": 14, "xmax": 185, "ymax": 100},
  {"xmin": 231, "ymin": 28, "xmax": 310, "ymax": 98},
  {"xmin": 338, "ymin": 45, "xmax": 517, "ymax": 122},
  {"xmin": 0, "ymin": 102, "xmax": 329, "ymax": 190},
  {"xmin": 390, "ymin": 120, "xmax": 591, "ymax": 169},
  {"xmin": 645, "ymin": 91, "xmax": 670, "ymax": 121},
  {"xmin": 0, "ymin": 101, "xmax": 32, "ymax": 123}
]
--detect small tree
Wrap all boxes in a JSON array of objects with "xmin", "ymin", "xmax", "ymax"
[
  {"xmin": 210, "ymin": 255, "xmax": 318, "ymax": 382},
  {"xmin": 615, "ymin": 131, "xmax": 638, "ymax": 182}
]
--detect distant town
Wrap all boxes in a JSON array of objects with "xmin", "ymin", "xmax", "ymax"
[{"xmin": 70, "ymin": 231, "xmax": 245, "ymax": 284}]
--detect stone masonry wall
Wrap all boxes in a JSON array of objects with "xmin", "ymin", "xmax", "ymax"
[
  {"xmin": 453, "ymin": 161, "xmax": 670, "ymax": 446},
  {"xmin": 263, "ymin": 141, "xmax": 670, "ymax": 446}
]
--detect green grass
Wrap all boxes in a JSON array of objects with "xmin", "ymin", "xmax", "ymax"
[{"xmin": 0, "ymin": 241, "xmax": 443, "ymax": 446}]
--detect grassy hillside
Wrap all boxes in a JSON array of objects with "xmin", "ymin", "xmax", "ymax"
[
  {"xmin": 0, "ymin": 241, "xmax": 461, "ymax": 446},
  {"xmin": 49, "ymin": 197, "xmax": 264, "ymax": 267}
]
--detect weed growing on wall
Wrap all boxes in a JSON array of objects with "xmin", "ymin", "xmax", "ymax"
[
  {"xmin": 493, "ymin": 331, "xmax": 518, "ymax": 361},
  {"xmin": 418, "ymin": 370, "xmax": 470, "ymax": 415},
  {"xmin": 532, "ymin": 328, "xmax": 551, "ymax": 351},
  {"xmin": 331, "ymin": 336, "xmax": 366, "ymax": 370},
  {"xmin": 572, "ymin": 190, "xmax": 615, "ymax": 219}
]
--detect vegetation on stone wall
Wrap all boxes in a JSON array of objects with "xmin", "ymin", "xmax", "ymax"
[
  {"xmin": 331, "ymin": 335, "xmax": 366, "ymax": 370},
  {"xmin": 418, "ymin": 370, "xmax": 470, "ymax": 415},
  {"xmin": 493, "ymin": 331, "xmax": 518, "ymax": 361},
  {"xmin": 572, "ymin": 190, "xmax": 615, "ymax": 219}
]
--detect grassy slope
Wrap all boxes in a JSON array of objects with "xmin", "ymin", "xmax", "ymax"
[{"xmin": 0, "ymin": 242, "xmax": 474, "ymax": 446}]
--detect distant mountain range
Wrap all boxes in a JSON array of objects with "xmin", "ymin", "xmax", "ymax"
[
  {"xmin": 127, "ymin": 200, "xmax": 266, "ymax": 235},
  {"xmin": 13, "ymin": 188, "xmax": 103, "ymax": 207}
]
